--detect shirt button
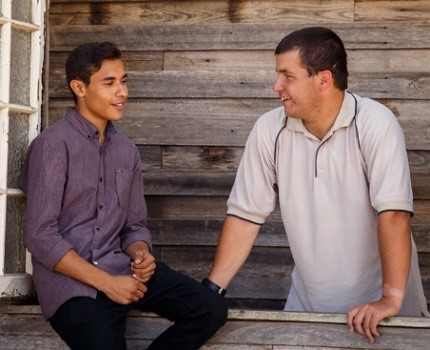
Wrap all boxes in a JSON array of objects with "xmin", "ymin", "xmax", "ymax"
[
  {"xmin": 95, "ymin": 226, "xmax": 100, "ymax": 231},
  {"xmin": 98, "ymin": 205, "xmax": 103, "ymax": 210}
]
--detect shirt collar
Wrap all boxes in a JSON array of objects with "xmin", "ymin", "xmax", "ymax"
[
  {"xmin": 286, "ymin": 91, "xmax": 357, "ymax": 134},
  {"xmin": 64, "ymin": 107, "xmax": 117, "ymax": 140}
]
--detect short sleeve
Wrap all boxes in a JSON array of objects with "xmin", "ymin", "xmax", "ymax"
[
  {"xmin": 227, "ymin": 111, "xmax": 283, "ymax": 224},
  {"xmin": 358, "ymin": 98, "xmax": 413, "ymax": 214}
]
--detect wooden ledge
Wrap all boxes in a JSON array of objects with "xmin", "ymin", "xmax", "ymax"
[
  {"xmin": 1, "ymin": 305, "xmax": 430, "ymax": 349},
  {"xmin": 2, "ymin": 304, "xmax": 430, "ymax": 328}
]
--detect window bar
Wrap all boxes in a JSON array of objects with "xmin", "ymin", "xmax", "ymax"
[{"xmin": 0, "ymin": 0, "xmax": 12, "ymax": 278}]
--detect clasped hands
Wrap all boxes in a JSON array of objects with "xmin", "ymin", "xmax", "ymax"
[{"xmin": 104, "ymin": 251, "xmax": 156, "ymax": 305}]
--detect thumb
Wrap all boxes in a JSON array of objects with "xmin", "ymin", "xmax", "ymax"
[{"xmin": 133, "ymin": 250, "xmax": 145, "ymax": 264}]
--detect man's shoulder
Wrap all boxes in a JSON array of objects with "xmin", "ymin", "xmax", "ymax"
[
  {"xmin": 30, "ymin": 117, "xmax": 70, "ymax": 147},
  {"xmin": 254, "ymin": 106, "xmax": 287, "ymax": 133},
  {"xmin": 354, "ymin": 94, "xmax": 396, "ymax": 120}
]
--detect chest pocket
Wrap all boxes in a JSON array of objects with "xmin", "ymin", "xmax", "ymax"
[{"xmin": 115, "ymin": 168, "xmax": 133, "ymax": 208}]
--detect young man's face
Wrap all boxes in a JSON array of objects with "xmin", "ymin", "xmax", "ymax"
[
  {"xmin": 74, "ymin": 58, "xmax": 128, "ymax": 130},
  {"xmin": 272, "ymin": 49, "xmax": 320, "ymax": 121}
]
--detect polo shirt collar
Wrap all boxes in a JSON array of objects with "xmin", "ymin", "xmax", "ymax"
[{"xmin": 286, "ymin": 91, "xmax": 357, "ymax": 134}]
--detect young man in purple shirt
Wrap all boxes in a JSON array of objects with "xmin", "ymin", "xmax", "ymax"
[{"xmin": 20, "ymin": 41, "xmax": 227, "ymax": 350}]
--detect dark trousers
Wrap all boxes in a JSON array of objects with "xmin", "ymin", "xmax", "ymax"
[{"xmin": 49, "ymin": 262, "xmax": 227, "ymax": 350}]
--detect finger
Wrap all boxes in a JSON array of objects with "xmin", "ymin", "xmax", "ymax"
[
  {"xmin": 133, "ymin": 251, "xmax": 145, "ymax": 265},
  {"xmin": 362, "ymin": 312, "xmax": 375, "ymax": 344},
  {"xmin": 132, "ymin": 273, "xmax": 148, "ymax": 283},
  {"xmin": 347, "ymin": 307, "xmax": 359, "ymax": 332},
  {"xmin": 353, "ymin": 304, "xmax": 369, "ymax": 336},
  {"xmin": 132, "ymin": 264, "xmax": 156, "ymax": 278},
  {"xmin": 369, "ymin": 313, "xmax": 381, "ymax": 339},
  {"xmin": 135, "ymin": 288, "xmax": 145, "ymax": 299},
  {"xmin": 140, "ymin": 256, "xmax": 156, "ymax": 269},
  {"xmin": 133, "ymin": 270, "xmax": 154, "ymax": 283}
]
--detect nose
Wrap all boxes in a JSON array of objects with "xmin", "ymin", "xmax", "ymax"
[
  {"xmin": 272, "ymin": 75, "xmax": 283, "ymax": 93},
  {"xmin": 117, "ymin": 83, "xmax": 128, "ymax": 98}
]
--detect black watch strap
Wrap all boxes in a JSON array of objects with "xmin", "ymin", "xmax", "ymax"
[{"xmin": 201, "ymin": 278, "xmax": 226, "ymax": 296}]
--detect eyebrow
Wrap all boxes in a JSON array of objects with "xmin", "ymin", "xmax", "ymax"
[
  {"xmin": 276, "ymin": 68, "xmax": 293, "ymax": 74},
  {"xmin": 101, "ymin": 74, "xmax": 128, "ymax": 82}
]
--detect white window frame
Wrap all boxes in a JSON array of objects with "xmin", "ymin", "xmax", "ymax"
[{"xmin": 0, "ymin": 0, "xmax": 46, "ymax": 297}]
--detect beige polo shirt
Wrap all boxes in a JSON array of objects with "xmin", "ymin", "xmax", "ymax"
[{"xmin": 227, "ymin": 92, "xmax": 428, "ymax": 315}]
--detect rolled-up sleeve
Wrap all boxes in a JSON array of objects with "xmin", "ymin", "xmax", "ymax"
[{"xmin": 20, "ymin": 138, "xmax": 73, "ymax": 270}]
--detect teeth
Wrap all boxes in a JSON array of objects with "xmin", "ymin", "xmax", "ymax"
[{"xmin": 281, "ymin": 97, "xmax": 290, "ymax": 101}]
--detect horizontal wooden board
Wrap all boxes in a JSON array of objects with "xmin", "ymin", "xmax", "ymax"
[
  {"xmin": 145, "ymin": 195, "xmax": 430, "ymax": 223},
  {"xmin": 148, "ymin": 218, "xmax": 287, "ymax": 247},
  {"xmin": 164, "ymin": 49, "xmax": 430, "ymax": 73},
  {"xmin": 49, "ymin": 99, "xmax": 430, "ymax": 150},
  {"xmin": 49, "ymin": 22, "xmax": 430, "ymax": 51},
  {"xmin": 49, "ymin": 51, "xmax": 164, "ymax": 75},
  {"xmin": 143, "ymin": 171, "xmax": 236, "ymax": 195},
  {"xmin": 49, "ymin": 69, "xmax": 430, "ymax": 101},
  {"xmin": 141, "ymin": 168, "xmax": 430, "ymax": 199},
  {"xmin": 49, "ymin": 0, "xmax": 354, "ymax": 26},
  {"xmin": 50, "ymin": 49, "xmax": 430, "ymax": 74},
  {"xmin": 355, "ymin": 0, "xmax": 430, "ymax": 22},
  {"xmin": 140, "ymin": 148, "xmax": 430, "ymax": 176}
]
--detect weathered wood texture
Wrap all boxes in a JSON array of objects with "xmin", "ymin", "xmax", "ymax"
[
  {"xmin": 47, "ymin": 0, "xmax": 430, "ymax": 312},
  {"xmin": 1, "ymin": 305, "xmax": 430, "ymax": 350}
]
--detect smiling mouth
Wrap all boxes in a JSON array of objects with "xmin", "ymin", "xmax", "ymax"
[
  {"xmin": 281, "ymin": 96, "xmax": 290, "ymax": 101},
  {"xmin": 112, "ymin": 102, "xmax": 125, "ymax": 108}
]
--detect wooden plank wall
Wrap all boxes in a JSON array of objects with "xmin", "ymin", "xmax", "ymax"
[{"xmin": 48, "ymin": 0, "xmax": 430, "ymax": 310}]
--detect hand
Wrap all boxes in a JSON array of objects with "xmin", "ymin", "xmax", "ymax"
[
  {"xmin": 131, "ymin": 250, "xmax": 156, "ymax": 283},
  {"xmin": 347, "ymin": 296, "xmax": 401, "ymax": 344},
  {"xmin": 103, "ymin": 275, "xmax": 147, "ymax": 305}
]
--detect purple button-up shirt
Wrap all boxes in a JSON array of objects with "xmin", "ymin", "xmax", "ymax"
[{"xmin": 20, "ymin": 107, "xmax": 152, "ymax": 318}]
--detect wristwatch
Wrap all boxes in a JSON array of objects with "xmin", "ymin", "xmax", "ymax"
[{"xmin": 201, "ymin": 278, "xmax": 226, "ymax": 296}]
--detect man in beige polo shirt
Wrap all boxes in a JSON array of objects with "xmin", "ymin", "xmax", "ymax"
[{"xmin": 204, "ymin": 27, "xmax": 429, "ymax": 344}]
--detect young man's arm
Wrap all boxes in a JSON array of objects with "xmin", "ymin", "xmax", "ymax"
[
  {"xmin": 55, "ymin": 249, "xmax": 147, "ymax": 304},
  {"xmin": 207, "ymin": 215, "xmax": 261, "ymax": 289},
  {"xmin": 347, "ymin": 210, "xmax": 411, "ymax": 343}
]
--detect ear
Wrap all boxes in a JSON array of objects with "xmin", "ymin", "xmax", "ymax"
[
  {"xmin": 317, "ymin": 69, "xmax": 334, "ymax": 91},
  {"xmin": 69, "ymin": 79, "xmax": 87, "ymax": 98}
]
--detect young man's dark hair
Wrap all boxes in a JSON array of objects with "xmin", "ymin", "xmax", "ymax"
[
  {"xmin": 65, "ymin": 41, "xmax": 122, "ymax": 102},
  {"xmin": 20, "ymin": 41, "xmax": 227, "ymax": 350},
  {"xmin": 275, "ymin": 26, "xmax": 348, "ymax": 90}
]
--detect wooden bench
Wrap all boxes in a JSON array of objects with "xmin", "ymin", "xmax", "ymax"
[{"xmin": 1, "ymin": 305, "xmax": 429, "ymax": 350}]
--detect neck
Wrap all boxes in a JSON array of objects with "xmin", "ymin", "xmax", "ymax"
[{"xmin": 303, "ymin": 90, "xmax": 345, "ymax": 140}]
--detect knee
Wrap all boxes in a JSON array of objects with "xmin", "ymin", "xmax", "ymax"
[{"xmin": 204, "ymin": 292, "xmax": 228, "ymax": 330}]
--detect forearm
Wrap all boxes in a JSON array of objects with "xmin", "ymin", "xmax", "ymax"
[
  {"xmin": 208, "ymin": 215, "xmax": 260, "ymax": 289},
  {"xmin": 378, "ymin": 210, "xmax": 412, "ymax": 309},
  {"xmin": 54, "ymin": 249, "xmax": 112, "ymax": 293}
]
